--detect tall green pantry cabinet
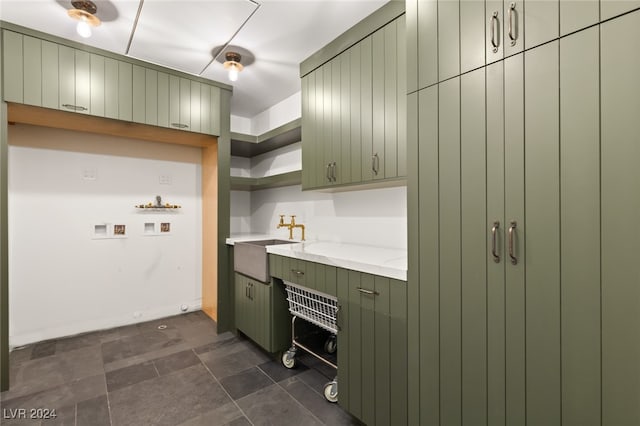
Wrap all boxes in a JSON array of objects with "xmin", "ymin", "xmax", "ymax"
[{"xmin": 407, "ymin": 0, "xmax": 640, "ymax": 425}]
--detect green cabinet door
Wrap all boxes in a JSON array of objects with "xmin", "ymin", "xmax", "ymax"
[
  {"xmin": 58, "ymin": 45, "xmax": 75, "ymax": 112},
  {"xmin": 417, "ymin": 0, "xmax": 438, "ymax": 89},
  {"xmin": 340, "ymin": 49, "xmax": 352, "ymax": 185},
  {"xmin": 180, "ymin": 78, "xmax": 191, "ymax": 131},
  {"xmin": 349, "ymin": 43, "xmax": 362, "ymax": 183},
  {"xmin": 3, "ymin": 31, "xmax": 23, "ymax": 103},
  {"xmin": 438, "ymin": 0, "xmax": 460, "ymax": 81},
  {"xmin": 169, "ymin": 75, "xmax": 181, "ymax": 129},
  {"xmin": 371, "ymin": 30, "xmax": 385, "ymax": 181},
  {"xmin": 396, "ymin": 15, "xmax": 407, "ymax": 178},
  {"xmin": 104, "ymin": 58, "xmax": 118, "ymax": 119},
  {"xmin": 118, "ymin": 61, "xmax": 132, "ymax": 121},
  {"xmin": 145, "ymin": 69, "xmax": 158, "ymax": 126},
  {"xmin": 524, "ymin": 41, "xmax": 560, "ymax": 426},
  {"xmin": 601, "ymin": 0, "xmax": 640, "ymax": 20},
  {"xmin": 190, "ymin": 81, "xmax": 201, "ymax": 133},
  {"xmin": 301, "ymin": 73, "xmax": 313, "ymax": 189},
  {"xmin": 461, "ymin": 0, "xmax": 485, "ymax": 73},
  {"xmin": 503, "ymin": 52, "xmax": 526, "ymax": 426},
  {"xmin": 23, "ymin": 36, "xmax": 42, "ymax": 107},
  {"xmin": 560, "ymin": 0, "xmax": 599, "ymax": 35},
  {"xmin": 90, "ymin": 54, "xmax": 105, "ymax": 117},
  {"xmin": 383, "ymin": 20, "xmax": 398, "ymax": 179},
  {"xmin": 199, "ymin": 84, "xmax": 211, "ymax": 135},
  {"xmin": 524, "ymin": 0, "xmax": 559, "ymax": 49},
  {"xmin": 601, "ymin": 11, "xmax": 640, "ymax": 426},
  {"xmin": 74, "ymin": 50, "xmax": 90, "ymax": 115},
  {"xmin": 41, "ymin": 41, "xmax": 59, "ymax": 110},
  {"xmin": 486, "ymin": 59, "xmax": 506, "ymax": 426},
  {"xmin": 438, "ymin": 76, "xmax": 462, "ymax": 426},
  {"xmin": 331, "ymin": 57, "xmax": 342, "ymax": 184},
  {"xmin": 323, "ymin": 63, "xmax": 333, "ymax": 186},
  {"xmin": 210, "ymin": 85, "xmax": 221, "ymax": 136},
  {"xmin": 460, "ymin": 67, "xmax": 487, "ymax": 426},
  {"xmin": 560, "ymin": 26, "xmax": 601, "ymax": 426},
  {"xmin": 132, "ymin": 65, "xmax": 145, "ymax": 124},
  {"xmin": 157, "ymin": 72, "xmax": 170, "ymax": 128},
  {"xmin": 360, "ymin": 36, "xmax": 374, "ymax": 183}
]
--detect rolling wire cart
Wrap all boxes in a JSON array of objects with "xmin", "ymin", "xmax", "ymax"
[{"xmin": 281, "ymin": 281, "xmax": 339, "ymax": 402}]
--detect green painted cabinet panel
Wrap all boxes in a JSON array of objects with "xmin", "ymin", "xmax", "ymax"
[
  {"xmin": 3, "ymin": 31, "xmax": 23, "ymax": 103},
  {"xmin": 601, "ymin": 11, "xmax": 640, "ymax": 426},
  {"xmin": 406, "ymin": 0, "xmax": 418, "ymax": 93},
  {"xmin": 438, "ymin": 0, "xmax": 460, "ymax": 81},
  {"xmin": 301, "ymin": 73, "xmax": 313, "ymax": 189},
  {"xmin": 503, "ymin": 53, "xmax": 526, "ymax": 426},
  {"xmin": 485, "ymin": 0, "xmax": 504, "ymax": 64},
  {"xmin": 169, "ymin": 75, "xmax": 180, "ymax": 129},
  {"xmin": 145, "ymin": 69, "xmax": 158, "ymax": 126},
  {"xmin": 460, "ymin": 67, "xmax": 487, "ymax": 426},
  {"xmin": 486, "ymin": 59, "xmax": 506, "ymax": 426},
  {"xmin": 118, "ymin": 61, "xmax": 132, "ymax": 121},
  {"xmin": 396, "ymin": 15, "xmax": 407, "ymax": 178},
  {"xmin": 157, "ymin": 72, "xmax": 170, "ymax": 128},
  {"xmin": 179, "ymin": 77, "xmax": 191, "ymax": 130},
  {"xmin": 41, "ymin": 41, "xmax": 59, "ymax": 110},
  {"xmin": 601, "ymin": 0, "xmax": 640, "ymax": 20},
  {"xmin": 132, "ymin": 65, "xmax": 145, "ymax": 124},
  {"xmin": 559, "ymin": 27, "xmax": 601, "ymax": 426},
  {"xmin": 331, "ymin": 58, "xmax": 342, "ymax": 184},
  {"xmin": 417, "ymin": 0, "xmax": 438, "ymax": 89},
  {"xmin": 560, "ymin": 0, "xmax": 599, "ymax": 35},
  {"xmin": 338, "ymin": 269, "xmax": 408, "ymax": 425},
  {"xmin": 58, "ymin": 45, "xmax": 75, "ymax": 112},
  {"xmin": 438, "ymin": 77, "xmax": 461, "ymax": 426},
  {"xmin": 234, "ymin": 272, "xmax": 290, "ymax": 353},
  {"xmin": 524, "ymin": 0, "xmax": 559, "ymax": 49},
  {"xmin": 371, "ymin": 31, "xmax": 385, "ymax": 181},
  {"xmin": 360, "ymin": 36, "xmax": 374, "ymax": 184},
  {"xmin": 104, "ymin": 58, "xmax": 118, "ymax": 119},
  {"xmin": 524, "ymin": 41, "xmax": 561, "ymax": 426},
  {"xmin": 323, "ymin": 64, "xmax": 333, "ymax": 185},
  {"xmin": 340, "ymin": 50, "xmax": 352, "ymax": 185},
  {"xmin": 190, "ymin": 81, "xmax": 201, "ymax": 133},
  {"xmin": 417, "ymin": 86, "xmax": 440, "ymax": 426},
  {"xmin": 384, "ymin": 20, "xmax": 398, "ymax": 179},
  {"xmin": 200, "ymin": 84, "xmax": 211, "ymax": 135},
  {"xmin": 23, "ymin": 36, "xmax": 42, "ymax": 107},
  {"xmin": 461, "ymin": 0, "xmax": 486, "ymax": 73},
  {"xmin": 90, "ymin": 54, "xmax": 105, "ymax": 117},
  {"xmin": 210, "ymin": 85, "xmax": 221, "ymax": 136},
  {"xmin": 74, "ymin": 50, "xmax": 90, "ymax": 115}
]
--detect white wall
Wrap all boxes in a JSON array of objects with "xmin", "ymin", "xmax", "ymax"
[
  {"xmin": 230, "ymin": 191, "xmax": 251, "ymax": 234},
  {"xmin": 251, "ymin": 185, "xmax": 407, "ymax": 249},
  {"xmin": 8, "ymin": 124, "xmax": 203, "ymax": 346}
]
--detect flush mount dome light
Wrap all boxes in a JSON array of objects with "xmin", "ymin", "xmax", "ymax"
[
  {"xmin": 67, "ymin": 0, "xmax": 101, "ymax": 38},
  {"xmin": 223, "ymin": 51, "xmax": 244, "ymax": 82}
]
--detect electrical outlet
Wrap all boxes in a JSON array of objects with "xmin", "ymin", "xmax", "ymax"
[
  {"xmin": 82, "ymin": 168, "xmax": 97, "ymax": 181},
  {"xmin": 159, "ymin": 175, "xmax": 172, "ymax": 185}
]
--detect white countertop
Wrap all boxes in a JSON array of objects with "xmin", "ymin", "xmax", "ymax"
[{"xmin": 226, "ymin": 234, "xmax": 407, "ymax": 281}]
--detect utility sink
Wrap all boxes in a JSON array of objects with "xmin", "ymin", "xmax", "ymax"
[{"xmin": 234, "ymin": 239, "xmax": 297, "ymax": 282}]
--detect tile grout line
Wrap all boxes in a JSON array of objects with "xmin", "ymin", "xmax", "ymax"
[
  {"xmin": 195, "ymin": 349, "xmax": 256, "ymax": 426},
  {"xmin": 104, "ymin": 374, "xmax": 114, "ymax": 426}
]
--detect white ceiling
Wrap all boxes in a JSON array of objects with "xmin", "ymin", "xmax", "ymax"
[{"xmin": 0, "ymin": 0, "xmax": 389, "ymax": 118}]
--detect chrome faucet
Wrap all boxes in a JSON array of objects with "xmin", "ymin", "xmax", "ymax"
[{"xmin": 277, "ymin": 215, "xmax": 305, "ymax": 241}]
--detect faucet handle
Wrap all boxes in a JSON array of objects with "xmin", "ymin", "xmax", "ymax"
[{"xmin": 290, "ymin": 215, "xmax": 296, "ymax": 225}]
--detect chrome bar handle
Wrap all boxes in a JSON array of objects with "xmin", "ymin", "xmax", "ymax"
[
  {"xmin": 332, "ymin": 162, "xmax": 337, "ymax": 182},
  {"xmin": 291, "ymin": 269, "xmax": 305, "ymax": 276},
  {"xmin": 372, "ymin": 153, "xmax": 379, "ymax": 175},
  {"xmin": 245, "ymin": 284, "xmax": 249, "ymax": 298},
  {"xmin": 491, "ymin": 221, "xmax": 500, "ymax": 263},
  {"xmin": 508, "ymin": 3, "xmax": 517, "ymax": 46},
  {"xmin": 170, "ymin": 123, "xmax": 189, "ymax": 129},
  {"xmin": 336, "ymin": 305, "xmax": 342, "ymax": 331},
  {"xmin": 357, "ymin": 287, "xmax": 380, "ymax": 296},
  {"xmin": 326, "ymin": 163, "xmax": 331, "ymax": 182},
  {"xmin": 508, "ymin": 221, "xmax": 518, "ymax": 265},
  {"xmin": 62, "ymin": 104, "xmax": 88, "ymax": 111},
  {"xmin": 491, "ymin": 12, "xmax": 499, "ymax": 53}
]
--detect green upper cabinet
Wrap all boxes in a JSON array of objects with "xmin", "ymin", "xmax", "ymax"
[
  {"xmin": 1, "ymin": 28, "xmax": 224, "ymax": 137},
  {"xmin": 301, "ymin": 14, "xmax": 406, "ymax": 190}
]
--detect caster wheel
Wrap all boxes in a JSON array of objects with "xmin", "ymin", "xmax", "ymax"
[
  {"xmin": 324, "ymin": 380, "xmax": 338, "ymax": 403},
  {"xmin": 281, "ymin": 350, "xmax": 297, "ymax": 369},
  {"xmin": 324, "ymin": 336, "xmax": 337, "ymax": 354}
]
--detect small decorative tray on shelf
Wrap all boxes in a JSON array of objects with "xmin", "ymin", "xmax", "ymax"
[{"xmin": 135, "ymin": 196, "xmax": 181, "ymax": 209}]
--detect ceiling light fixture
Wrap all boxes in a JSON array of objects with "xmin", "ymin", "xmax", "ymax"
[
  {"xmin": 67, "ymin": 0, "xmax": 101, "ymax": 38},
  {"xmin": 223, "ymin": 52, "xmax": 244, "ymax": 82}
]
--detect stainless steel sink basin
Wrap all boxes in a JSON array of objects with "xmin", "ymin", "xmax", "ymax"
[{"xmin": 234, "ymin": 239, "xmax": 296, "ymax": 282}]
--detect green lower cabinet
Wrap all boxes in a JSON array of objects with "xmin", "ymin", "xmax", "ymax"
[
  {"xmin": 337, "ymin": 269, "xmax": 407, "ymax": 425},
  {"xmin": 234, "ymin": 273, "xmax": 291, "ymax": 353}
]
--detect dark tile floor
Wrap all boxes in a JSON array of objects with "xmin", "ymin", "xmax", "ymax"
[{"xmin": 1, "ymin": 311, "xmax": 361, "ymax": 426}]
